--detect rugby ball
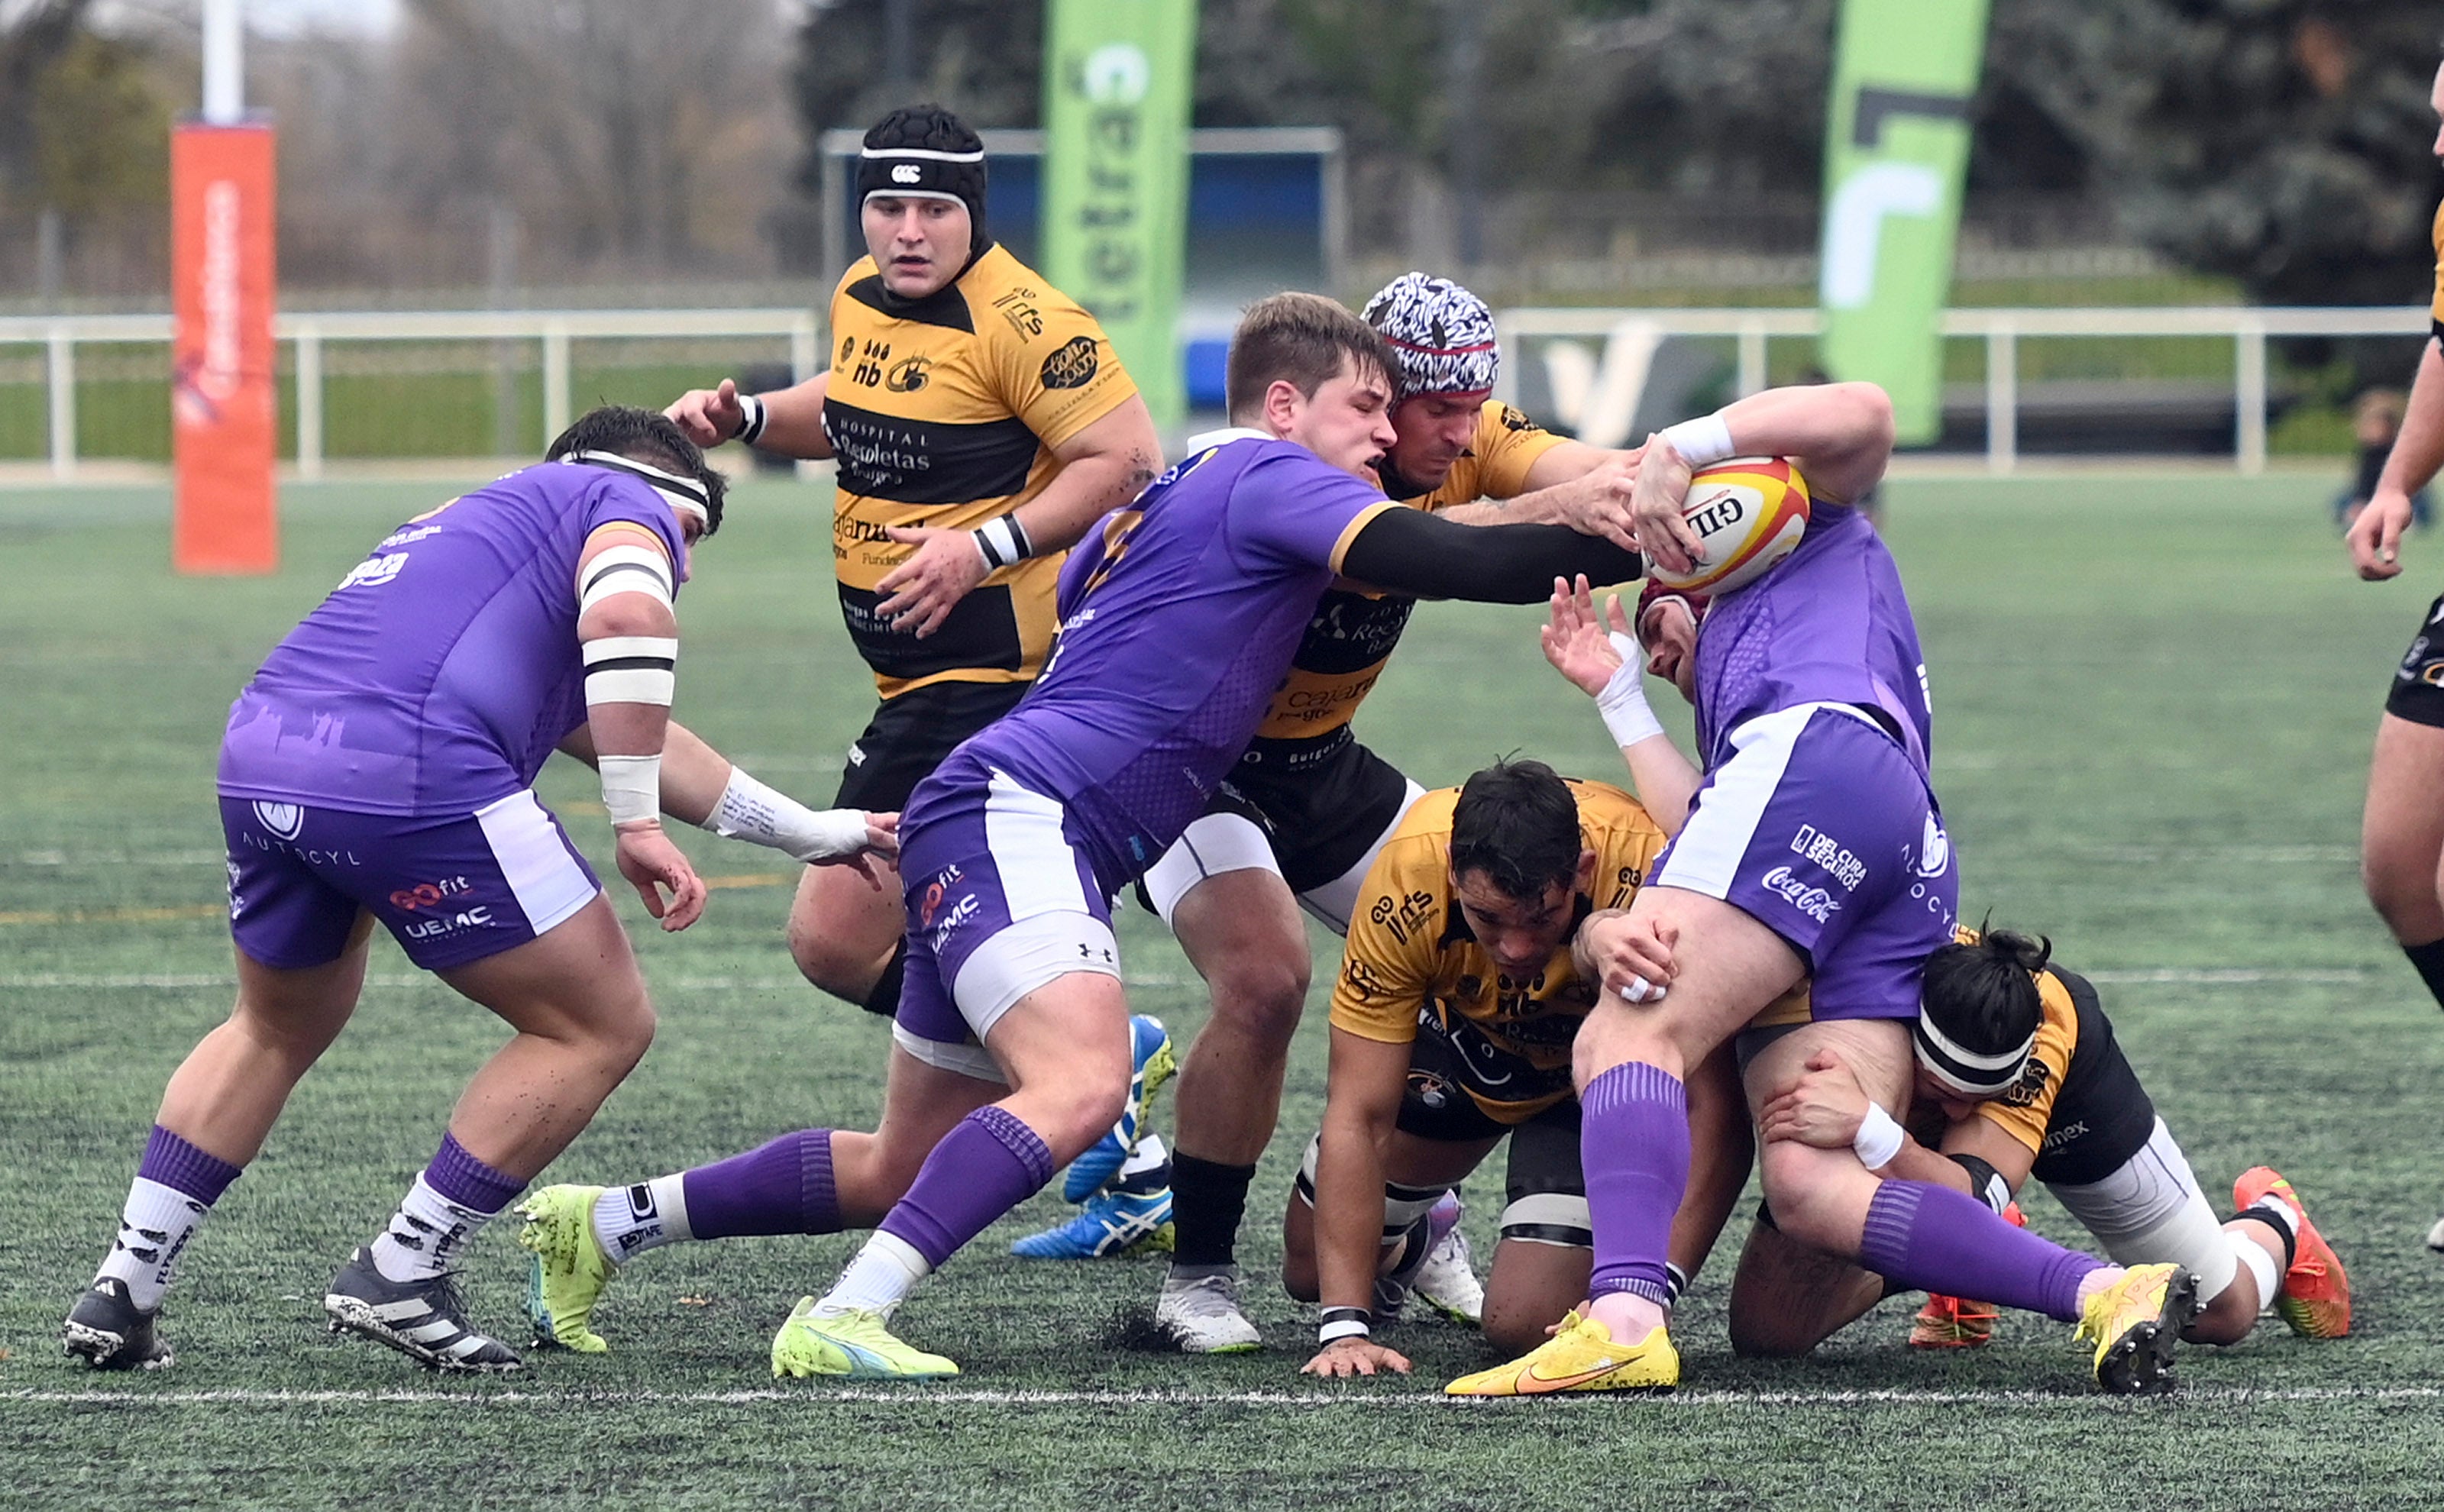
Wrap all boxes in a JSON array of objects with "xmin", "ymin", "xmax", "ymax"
[{"xmin": 1645, "ymin": 457, "xmax": 1810, "ymax": 594}]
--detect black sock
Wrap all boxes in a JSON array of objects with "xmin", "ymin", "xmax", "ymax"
[
  {"xmin": 1170, "ymin": 1154, "xmax": 1258, "ymax": 1268},
  {"xmin": 858, "ymin": 941, "xmax": 907, "ymax": 1019},
  {"xmin": 2407, "ymin": 937, "xmax": 2444, "ymax": 1013}
]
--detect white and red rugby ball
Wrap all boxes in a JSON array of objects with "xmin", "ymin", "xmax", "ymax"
[{"xmin": 1646, "ymin": 456, "xmax": 1810, "ymax": 594}]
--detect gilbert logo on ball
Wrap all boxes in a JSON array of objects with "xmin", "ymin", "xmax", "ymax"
[{"xmin": 1647, "ymin": 457, "xmax": 1811, "ymax": 594}]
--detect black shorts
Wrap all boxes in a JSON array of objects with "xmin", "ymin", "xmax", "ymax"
[
  {"xmin": 1395, "ymin": 1027, "xmax": 1585, "ymax": 1215},
  {"xmin": 1216, "ymin": 731, "xmax": 1416, "ymax": 894},
  {"xmin": 832, "ymin": 680, "xmax": 1030, "ymax": 812},
  {"xmin": 2385, "ymin": 593, "xmax": 2444, "ymax": 729}
]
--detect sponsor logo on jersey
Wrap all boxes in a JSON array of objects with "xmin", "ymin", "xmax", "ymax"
[
  {"xmin": 2040, "ymin": 1116, "xmax": 2087, "ymax": 1149},
  {"xmin": 1760, "ymin": 865, "xmax": 1841, "ymax": 924},
  {"xmin": 2002, "ymin": 1056, "xmax": 2053, "ymax": 1109},
  {"xmin": 1789, "ymin": 824, "xmax": 1868, "ymax": 891},
  {"xmin": 337, "ymin": 552, "xmax": 409, "ymax": 590},
  {"xmin": 390, "ymin": 875, "xmax": 475, "ymax": 912},
  {"xmin": 884, "ymin": 355, "xmax": 933, "ymax": 393},
  {"xmin": 1039, "ymin": 335, "xmax": 1100, "ymax": 390},
  {"xmin": 401, "ymin": 904, "xmax": 496, "ymax": 940}
]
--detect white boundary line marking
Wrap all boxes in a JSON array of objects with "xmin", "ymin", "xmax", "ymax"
[
  {"xmin": 0, "ymin": 971, "xmax": 1196, "ymax": 990},
  {"xmin": 5, "ymin": 1384, "xmax": 2434, "ymax": 1408}
]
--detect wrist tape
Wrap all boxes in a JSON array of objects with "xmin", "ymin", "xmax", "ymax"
[
  {"xmin": 1852, "ymin": 1102, "xmax": 1906, "ymax": 1170},
  {"xmin": 971, "ymin": 512, "xmax": 1036, "ymax": 572},
  {"xmin": 734, "ymin": 393, "xmax": 768, "ymax": 446},
  {"xmin": 597, "ymin": 754, "xmax": 661, "ymax": 827},
  {"xmin": 1596, "ymin": 661, "xmax": 1665, "ymax": 748},
  {"xmin": 1317, "ymin": 1306, "xmax": 1372, "ymax": 1345},
  {"xmin": 705, "ymin": 767, "xmax": 873, "ymax": 861},
  {"xmin": 1658, "ymin": 413, "xmax": 1736, "ymax": 468}
]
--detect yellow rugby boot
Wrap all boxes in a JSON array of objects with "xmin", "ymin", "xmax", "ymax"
[
  {"xmin": 517, "ymin": 1184, "xmax": 614, "ymax": 1354},
  {"xmin": 2074, "ymin": 1262, "xmax": 2197, "ymax": 1395},
  {"xmin": 771, "ymin": 1299, "xmax": 959, "ymax": 1381},
  {"xmin": 2233, "ymin": 1167, "xmax": 2351, "ymax": 1339},
  {"xmin": 1443, "ymin": 1310, "xmax": 1677, "ymax": 1396}
]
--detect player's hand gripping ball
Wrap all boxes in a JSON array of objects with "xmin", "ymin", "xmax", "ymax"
[{"xmin": 1644, "ymin": 457, "xmax": 1810, "ymax": 595}]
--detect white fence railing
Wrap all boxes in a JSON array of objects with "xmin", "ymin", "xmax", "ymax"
[
  {"xmin": 1495, "ymin": 305, "xmax": 2435, "ymax": 475},
  {"xmin": 4, "ymin": 304, "xmax": 2433, "ymax": 479},
  {"xmin": 0, "ymin": 308, "xmax": 820, "ymax": 480}
]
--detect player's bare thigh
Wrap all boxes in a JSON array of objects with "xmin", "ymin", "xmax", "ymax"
[
  {"xmin": 1573, "ymin": 886, "xmax": 1808, "ymax": 1085},
  {"xmin": 2363, "ymin": 712, "xmax": 2444, "ymax": 942},
  {"xmin": 787, "ymin": 856, "xmax": 906, "ymax": 1000}
]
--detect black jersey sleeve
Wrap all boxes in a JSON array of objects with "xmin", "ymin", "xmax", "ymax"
[{"xmin": 1337, "ymin": 506, "xmax": 1643, "ymax": 604}]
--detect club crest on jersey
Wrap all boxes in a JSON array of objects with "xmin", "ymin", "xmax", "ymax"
[
  {"xmin": 1912, "ymin": 815, "xmax": 1951, "ymax": 880},
  {"xmin": 251, "ymin": 800, "xmax": 306, "ymax": 841},
  {"xmin": 1039, "ymin": 336, "xmax": 1099, "ymax": 390}
]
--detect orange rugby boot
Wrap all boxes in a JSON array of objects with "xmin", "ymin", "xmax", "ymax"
[
  {"xmin": 1907, "ymin": 1203, "xmax": 2022, "ymax": 1349},
  {"xmin": 2232, "ymin": 1168, "xmax": 2350, "ymax": 1339}
]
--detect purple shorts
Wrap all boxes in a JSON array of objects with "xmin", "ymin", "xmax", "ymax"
[
  {"xmin": 1650, "ymin": 703, "xmax": 1957, "ymax": 1020},
  {"xmin": 892, "ymin": 765, "xmax": 1121, "ymax": 1081},
  {"xmin": 220, "ymin": 791, "xmax": 601, "ymax": 973}
]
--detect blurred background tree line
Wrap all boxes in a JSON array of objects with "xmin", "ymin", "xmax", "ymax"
[{"xmin": 1, "ymin": 0, "xmax": 2439, "ymax": 310}]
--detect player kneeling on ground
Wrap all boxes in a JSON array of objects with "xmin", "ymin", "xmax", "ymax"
[
  {"xmin": 1754, "ymin": 927, "xmax": 2349, "ymax": 1352},
  {"xmin": 61, "ymin": 408, "xmax": 891, "ymax": 1374},
  {"xmin": 1289, "ymin": 761, "xmax": 1750, "ymax": 1377}
]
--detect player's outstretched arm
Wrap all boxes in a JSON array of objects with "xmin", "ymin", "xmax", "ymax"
[
  {"xmin": 557, "ymin": 721, "xmax": 898, "ymax": 887},
  {"xmin": 877, "ymin": 396, "xmax": 1163, "ymax": 638},
  {"xmin": 2352, "ymin": 338, "xmax": 2444, "ymax": 579},
  {"xmin": 574, "ymin": 527, "xmax": 706, "ymax": 931},
  {"xmin": 1302, "ymin": 1028, "xmax": 1418, "ymax": 1379},
  {"xmin": 665, "ymin": 374, "xmax": 834, "ymax": 460},
  {"xmin": 1540, "ymin": 576, "xmax": 1702, "ymax": 834},
  {"xmin": 1336, "ymin": 504, "xmax": 1643, "ymax": 604},
  {"xmin": 1440, "ymin": 442, "xmax": 1642, "ymax": 553}
]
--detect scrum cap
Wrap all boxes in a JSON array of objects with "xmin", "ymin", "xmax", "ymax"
[
  {"xmin": 856, "ymin": 104, "xmax": 988, "ymax": 257},
  {"xmin": 1360, "ymin": 271, "xmax": 1499, "ymax": 398}
]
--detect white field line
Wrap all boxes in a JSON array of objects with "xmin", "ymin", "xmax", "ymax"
[{"xmin": 4, "ymin": 1384, "xmax": 2436, "ymax": 1409}]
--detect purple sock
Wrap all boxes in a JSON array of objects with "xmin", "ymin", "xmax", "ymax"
[
  {"xmin": 1859, "ymin": 1181, "xmax": 2103, "ymax": 1323},
  {"xmin": 878, "ymin": 1107, "xmax": 1053, "ymax": 1268},
  {"xmin": 137, "ymin": 1125, "xmax": 244, "ymax": 1204},
  {"xmin": 1582, "ymin": 1062, "xmax": 1689, "ymax": 1306},
  {"xmin": 681, "ymin": 1129, "xmax": 842, "ymax": 1239},
  {"xmin": 425, "ymin": 1131, "xmax": 525, "ymax": 1215}
]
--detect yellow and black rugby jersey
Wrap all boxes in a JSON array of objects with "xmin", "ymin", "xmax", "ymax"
[
  {"xmin": 1967, "ymin": 964, "xmax": 2156, "ymax": 1189},
  {"xmin": 824, "ymin": 242, "xmax": 1137, "ymax": 699},
  {"xmin": 1330, "ymin": 778, "xmax": 1665, "ymax": 1124},
  {"xmin": 2429, "ymin": 199, "xmax": 2444, "ymax": 335},
  {"xmin": 1243, "ymin": 402, "xmax": 1569, "ymax": 751}
]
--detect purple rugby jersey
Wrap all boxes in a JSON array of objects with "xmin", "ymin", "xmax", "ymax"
[
  {"xmin": 903, "ymin": 430, "xmax": 1395, "ymax": 892},
  {"xmin": 217, "ymin": 461, "xmax": 690, "ymax": 817},
  {"xmin": 1691, "ymin": 502, "xmax": 1933, "ymax": 773}
]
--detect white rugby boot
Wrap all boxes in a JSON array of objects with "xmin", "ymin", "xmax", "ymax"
[{"xmin": 1155, "ymin": 1266, "xmax": 1262, "ymax": 1353}]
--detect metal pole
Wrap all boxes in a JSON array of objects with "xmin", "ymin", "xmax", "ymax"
[
  {"xmin": 2235, "ymin": 320, "xmax": 2268, "ymax": 477},
  {"xmin": 1985, "ymin": 321, "xmax": 2016, "ymax": 474},
  {"xmin": 36, "ymin": 208, "xmax": 62, "ymax": 305},
  {"xmin": 542, "ymin": 323, "xmax": 571, "ymax": 445},
  {"xmin": 793, "ymin": 312, "xmax": 823, "ymax": 480},
  {"xmin": 47, "ymin": 325, "xmax": 75, "ymax": 480},
  {"xmin": 295, "ymin": 325, "xmax": 322, "ymax": 480},
  {"xmin": 1738, "ymin": 319, "xmax": 1768, "ymax": 399},
  {"xmin": 202, "ymin": 0, "xmax": 244, "ymax": 124}
]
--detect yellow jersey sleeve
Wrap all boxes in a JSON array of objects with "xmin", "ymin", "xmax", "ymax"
[
  {"xmin": 981, "ymin": 277, "xmax": 1139, "ymax": 453},
  {"xmin": 1971, "ymin": 971, "xmax": 2082, "ymax": 1158},
  {"xmin": 1468, "ymin": 401, "xmax": 1571, "ymax": 500},
  {"xmin": 1572, "ymin": 779, "xmax": 1670, "ymax": 909},
  {"xmin": 1328, "ymin": 835, "xmax": 1447, "ymax": 1045},
  {"xmin": 2429, "ymin": 199, "xmax": 2444, "ymax": 326}
]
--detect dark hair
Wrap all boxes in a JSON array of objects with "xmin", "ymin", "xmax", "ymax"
[
  {"xmin": 1225, "ymin": 292, "xmax": 1393, "ymax": 424},
  {"xmin": 545, "ymin": 405, "xmax": 726, "ymax": 535},
  {"xmin": 1449, "ymin": 760, "xmax": 1583, "ymax": 902},
  {"xmin": 860, "ymin": 103, "xmax": 988, "ymax": 256},
  {"xmin": 1919, "ymin": 928, "xmax": 2052, "ymax": 1054}
]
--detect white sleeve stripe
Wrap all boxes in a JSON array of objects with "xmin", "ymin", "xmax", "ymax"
[
  {"xmin": 579, "ymin": 545, "xmax": 674, "ymax": 613},
  {"xmin": 584, "ymin": 667, "xmax": 676, "ymax": 706},
  {"xmin": 583, "ymin": 635, "xmax": 679, "ymax": 666}
]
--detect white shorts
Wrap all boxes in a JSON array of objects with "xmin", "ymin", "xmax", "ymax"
[
  {"xmin": 1138, "ymin": 779, "xmax": 1425, "ymax": 935},
  {"xmin": 2045, "ymin": 1116, "xmax": 2238, "ymax": 1302}
]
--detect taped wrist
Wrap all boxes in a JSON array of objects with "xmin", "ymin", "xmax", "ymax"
[
  {"xmin": 597, "ymin": 754, "xmax": 661, "ymax": 826},
  {"xmin": 734, "ymin": 393, "xmax": 768, "ymax": 446},
  {"xmin": 1658, "ymin": 412, "xmax": 1737, "ymax": 468},
  {"xmin": 706, "ymin": 767, "xmax": 871, "ymax": 861},
  {"xmin": 1851, "ymin": 1102, "xmax": 1905, "ymax": 1170},
  {"xmin": 1948, "ymin": 1152, "xmax": 2012, "ymax": 1216},
  {"xmin": 971, "ymin": 512, "xmax": 1036, "ymax": 572},
  {"xmin": 1596, "ymin": 660, "xmax": 1664, "ymax": 748},
  {"xmin": 1317, "ymin": 1306, "xmax": 1371, "ymax": 1345},
  {"xmin": 583, "ymin": 635, "xmax": 677, "ymax": 709}
]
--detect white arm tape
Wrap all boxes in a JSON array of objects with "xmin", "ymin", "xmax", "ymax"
[
  {"xmin": 703, "ymin": 767, "xmax": 874, "ymax": 861},
  {"xmin": 596, "ymin": 754, "xmax": 662, "ymax": 827},
  {"xmin": 583, "ymin": 635, "xmax": 677, "ymax": 709},
  {"xmin": 579, "ymin": 544, "xmax": 674, "ymax": 614},
  {"xmin": 1852, "ymin": 1102, "xmax": 1906, "ymax": 1171},
  {"xmin": 1658, "ymin": 413, "xmax": 1737, "ymax": 468},
  {"xmin": 1596, "ymin": 661, "xmax": 1665, "ymax": 749},
  {"xmin": 971, "ymin": 512, "xmax": 1036, "ymax": 572}
]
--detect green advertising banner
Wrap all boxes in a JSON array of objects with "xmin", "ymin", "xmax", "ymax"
[
  {"xmin": 1817, "ymin": 0, "xmax": 1990, "ymax": 444},
  {"xmin": 1042, "ymin": 0, "xmax": 1198, "ymax": 427}
]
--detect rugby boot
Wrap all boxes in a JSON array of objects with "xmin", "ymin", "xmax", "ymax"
[
  {"xmin": 1909, "ymin": 1203, "xmax": 2021, "ymax": 1348},
  {"xmin": 1062, "ymin": 1015, "xmax": 1177, "ymax": 1203},
  {"xmin": 771, "ymin": 1299, "xmax": 959, "ymax": 1380},
  {"xmin": 516, "ymin": 1184, "xmax": 616, "ymax": 1352},
  {"xmin": 1378, "ymin": 1191, "xmax": 1482, "ymax": 1325},
  {"xmin": 62, "ymin": 1278, "xmax": 173, "ymax": 1371},
  {"xmin": 2233, "ymin": 1167, "xmax": 2351, "ymax": 1338},
  {"xmin": 1010, "ymin": 1184, "xmax": 1175, "ymax": 1258},
  {"xmin": 1156, "ymin": 1267, "xmax": 1263, "ymax": 1353},
  {"xmin": 2074, "ymin": 1262, "xmax": 2196, "ymax": 1395},
  {"xmin": 1443, "ymin": 1310, "xmax": 1677, "ymax": 1396},
  {"xmin": 322, "ymin": 1246, "xmax": 522, "ymax": 1373}
]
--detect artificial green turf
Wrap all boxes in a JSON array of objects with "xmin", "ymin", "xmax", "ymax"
[{"xmin": 2, "ymin": 470, "xmax": 2440, "ymax": 1508}]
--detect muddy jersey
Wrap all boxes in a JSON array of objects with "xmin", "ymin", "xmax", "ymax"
[
  {"xmin": 824, "ymin": 242, "xmax": 1136, "ymax": 699},
  {"xmin": 1328, "ymin": 780, "xmax": 1666, "ymax": 1124},
  {"xmin": 1967, "ymin": 964, "xmax": 2157, "ymax": 1188},
  {"xmin": 217, "ymin": 461, "xmax": 689, "ymax": 817},
  {"xmin": 1241, "ymin": 402, "xmax": 1566, "ymax": 766}
]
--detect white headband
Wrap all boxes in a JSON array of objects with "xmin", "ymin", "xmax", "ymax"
[
  {"xmin": 1911, "ymin": 1012, "xmax": 2037, "ymax": 1098},
  {"xmin": 565, "ymin": 451, "xmax": 710, "ymax": 529}
]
